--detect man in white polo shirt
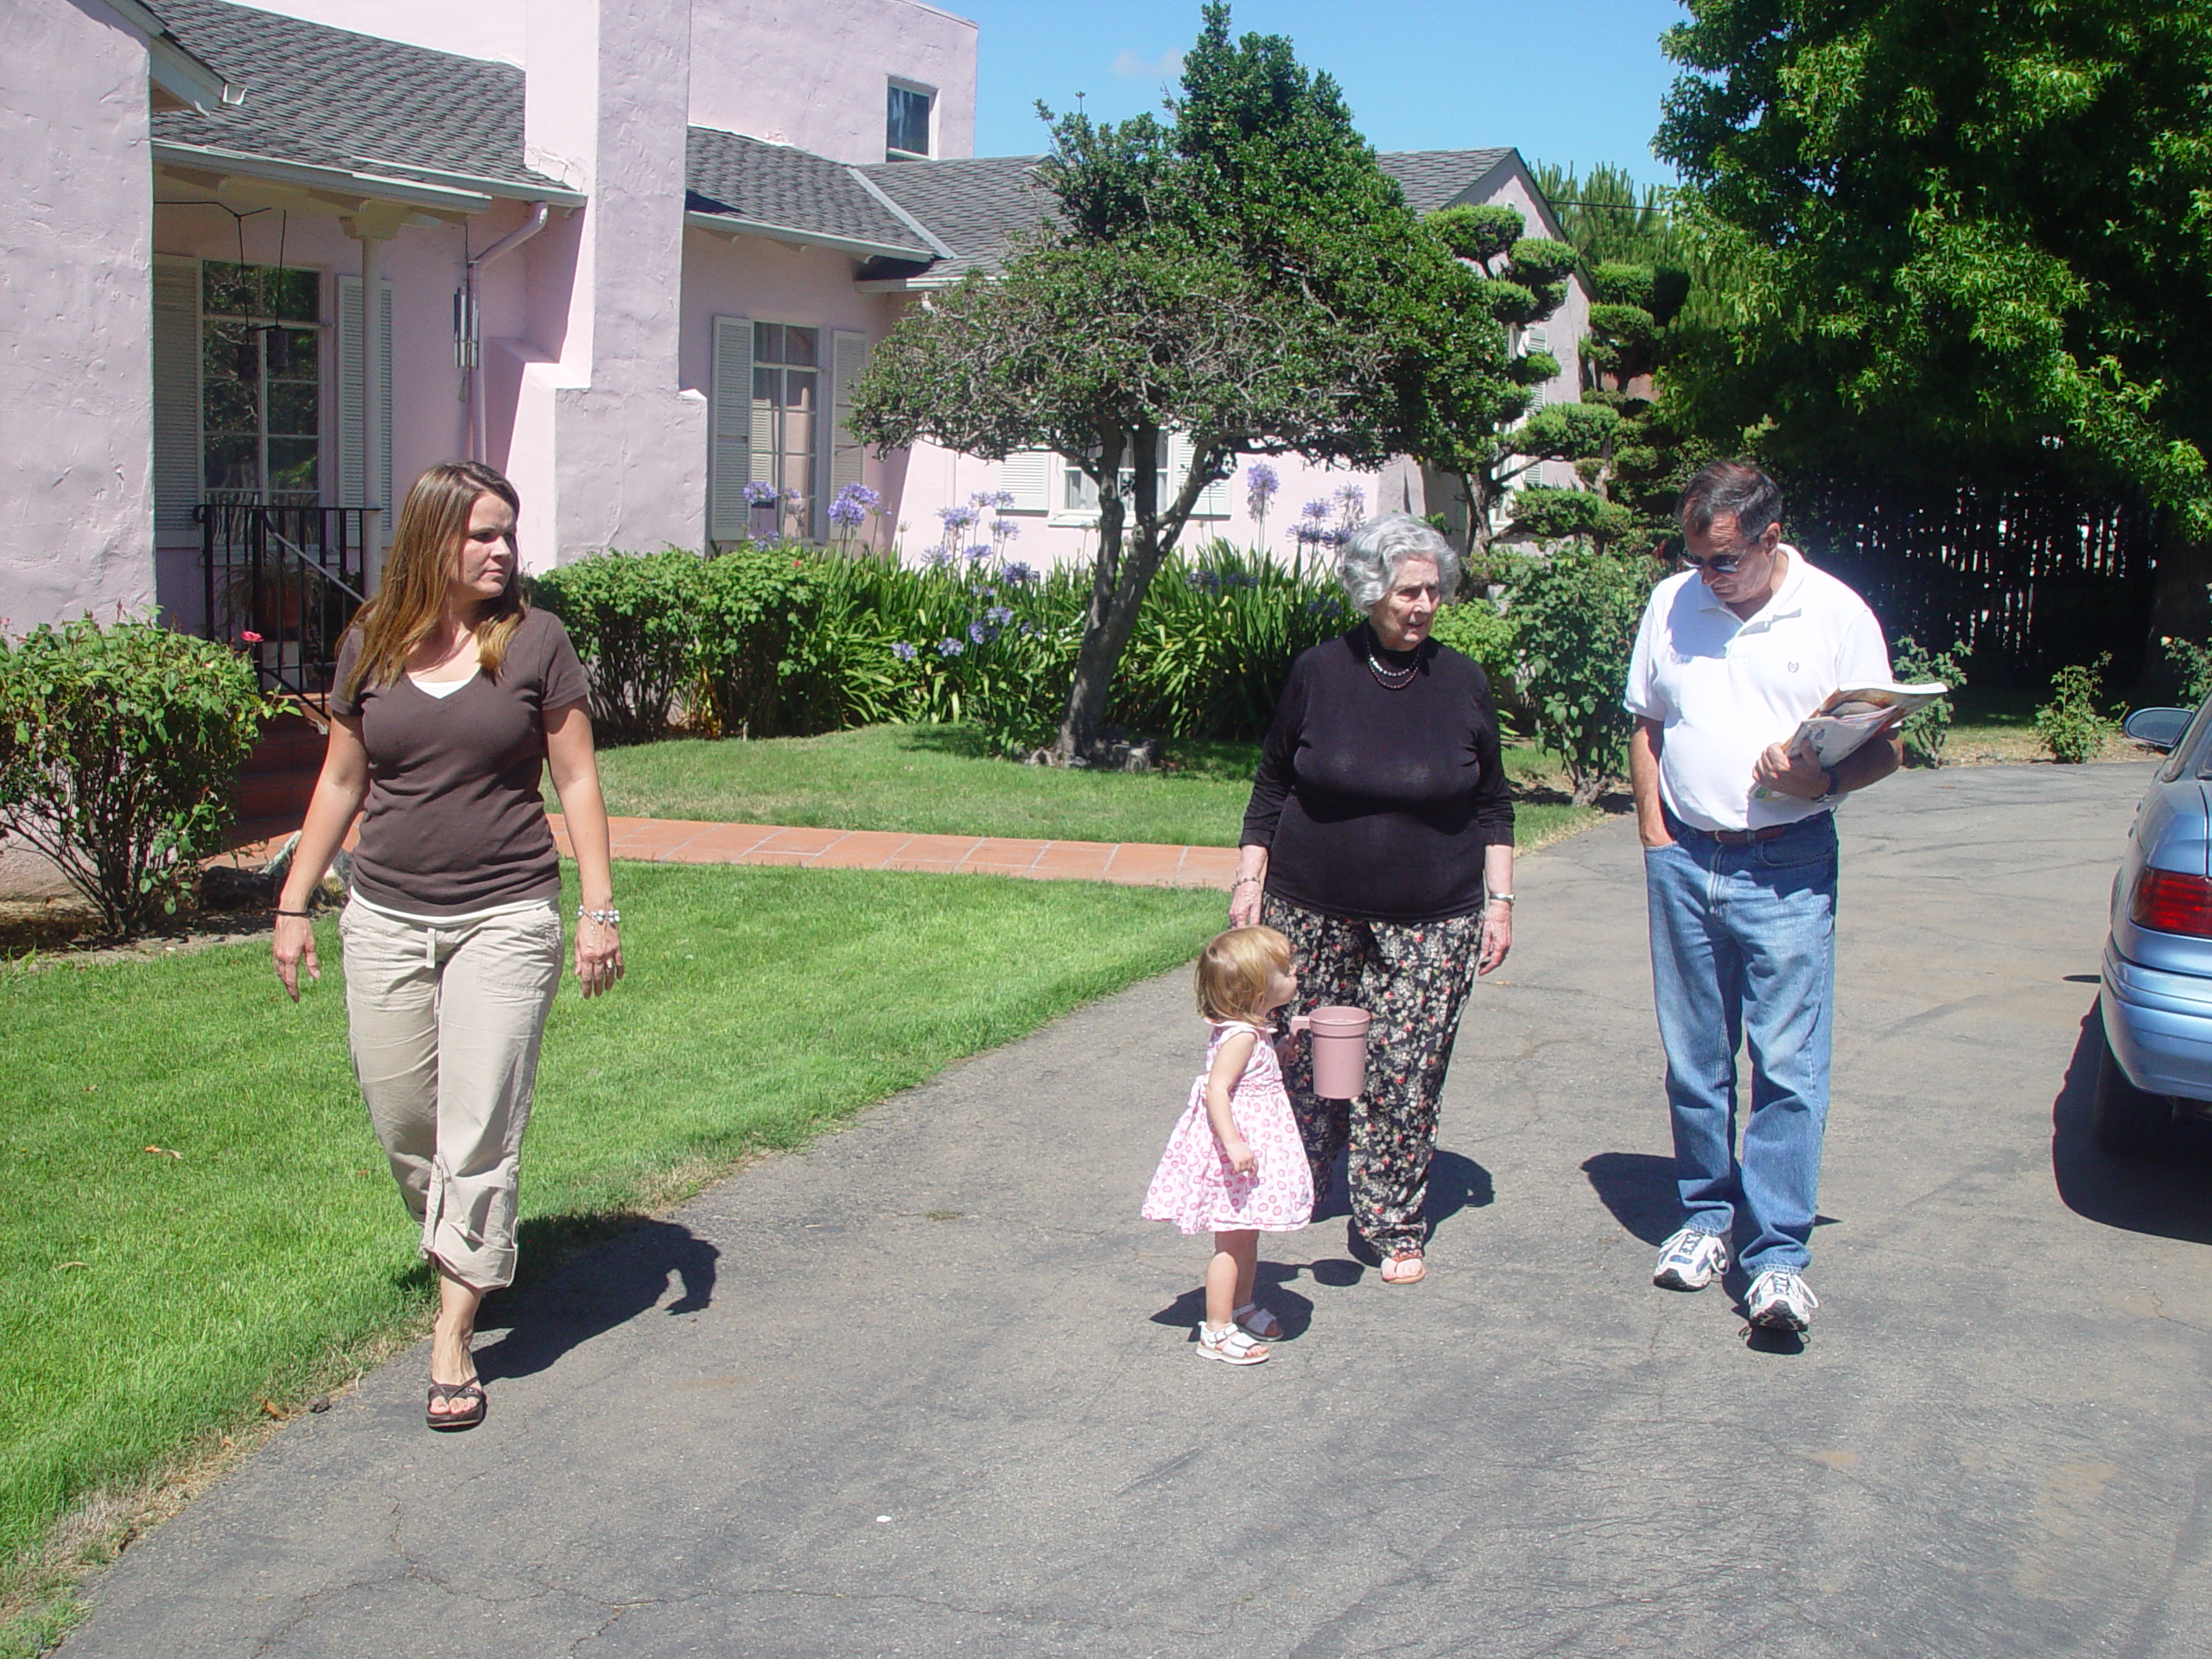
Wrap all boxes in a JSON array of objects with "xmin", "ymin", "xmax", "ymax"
[{"xmin": 1624, "ymin": 460, "xmax": 1902, "ymax": 1334}]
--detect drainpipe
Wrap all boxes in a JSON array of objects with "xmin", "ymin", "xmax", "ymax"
[
  {"xmin": 358, "ymin": 231, "xmax": 388, "ymax": 591},
  {"xmin": 463, "ymin": 203, "xmax": 550, "ymax": 464}
]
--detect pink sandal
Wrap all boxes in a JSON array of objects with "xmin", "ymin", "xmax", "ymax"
[{"xmin": 1379, "ymin": 1251, "xmax": 1426, "ymax": 1285}]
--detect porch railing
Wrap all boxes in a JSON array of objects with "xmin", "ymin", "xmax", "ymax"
[{"xmin": 198, "ymin": 504, "xmax": 371, "ymax": 696}]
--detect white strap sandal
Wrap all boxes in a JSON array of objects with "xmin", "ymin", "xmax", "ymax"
[
  {"xmin": 1232, "ymin": 1301, "xmax": 1283, "ymax": 1340},
  {"xmin": 1198, "ymin": 1321, "xmax": 1270, "ymax": 1365}
]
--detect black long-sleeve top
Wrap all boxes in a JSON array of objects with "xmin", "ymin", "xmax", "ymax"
[{"xmin": 1240, "ymin": 624, "xmax": 1514, "ymax": 924}]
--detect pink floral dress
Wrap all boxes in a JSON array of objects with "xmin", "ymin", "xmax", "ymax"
[{"xmin": 1141, "ymin": 1020, "xmax": 1315, "ymax": 1235}]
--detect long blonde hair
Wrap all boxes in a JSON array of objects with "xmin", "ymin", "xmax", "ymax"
[{"xmin": 340, "ymin": 461, "xmax": 526, "ymax": 698}]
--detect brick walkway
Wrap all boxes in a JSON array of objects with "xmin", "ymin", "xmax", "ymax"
[{"xmin": 546, "ymin": 815, "xmax": 1240, "ymax": 890}]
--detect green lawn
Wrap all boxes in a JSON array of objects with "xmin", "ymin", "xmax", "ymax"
[
  {"xmin": 583, "ymin": 722, "xmax": 1599, "ymax": 850},
  {"xmin": 0, "ymin": 862, "xmax": 1220, "ymax": 1654}
]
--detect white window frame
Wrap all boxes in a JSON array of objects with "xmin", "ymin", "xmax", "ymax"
[{"xmin": 886, "ymin": 77, "xmax": 936, "ymax": 162}]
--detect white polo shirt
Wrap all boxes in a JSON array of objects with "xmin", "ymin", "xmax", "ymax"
[{"xmin": 1623, "ymin": 547, "xmax": 1893, "ymax": 833}]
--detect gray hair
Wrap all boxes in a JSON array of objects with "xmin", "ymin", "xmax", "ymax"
[
  {"xmin": 1679, "ymin": 459, "xmax": 1783, "ymax": 543},
  {"xmin": 1338, "ymin": 513, "xmax": 1461, "ymax": 613}
]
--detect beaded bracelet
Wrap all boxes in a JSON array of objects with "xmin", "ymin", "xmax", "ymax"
[{"xmin": 578, "ymin": 906, "xmax": 621, "ymax": 928}]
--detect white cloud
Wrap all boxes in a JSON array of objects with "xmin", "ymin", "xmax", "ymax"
[{"xmin": 1110, "ymin": 48, "xmax": 1185, "ymax": 80}]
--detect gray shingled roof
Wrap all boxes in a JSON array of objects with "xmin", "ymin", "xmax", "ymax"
[
  {"xmin": 686, "ymin": 128, "xmax": 934, "ymax": 257},
  {"xmin": 149, "ymin": 0, "xmax": 567, "ymax": 196},
  {"xmin": 855, "ymin": 149, "xmax": 1532, "ymax": 283},
  {"xmin": 1378, "ymin": 148, "xmax": 1518, "ymax": 214},
  {"xmin": 857, "ymin": 156, "xmax": 1055, "ymax": 279}
]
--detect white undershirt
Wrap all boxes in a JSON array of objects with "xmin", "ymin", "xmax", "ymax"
[{"xmin": 407, "ymin": 666, "xmax": 480, "ymax": 699}]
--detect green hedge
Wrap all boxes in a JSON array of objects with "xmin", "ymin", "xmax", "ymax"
[{"xmin": 0, "ymin": 619, "xmax": 272, "ymax": 937}]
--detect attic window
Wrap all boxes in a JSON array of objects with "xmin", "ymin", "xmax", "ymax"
[{"xmin": 887, "ymin": 81, "xmax": 933, "ymax": 162}]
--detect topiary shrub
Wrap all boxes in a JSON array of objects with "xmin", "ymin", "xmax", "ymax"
[
  {"xmin": 0, "ymin": 619, "xmax": 273, "ymax": 937},
  {"xmin": 529, "ymin": 550, "xmax": 705, "ymax": 745}
]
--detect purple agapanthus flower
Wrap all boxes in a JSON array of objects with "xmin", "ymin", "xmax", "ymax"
[
  {"xmin": 984, "ymin": 605, "xmax": 1014, "ymax": 626},
  {"xmin": 1245, "ymin": 461, "xmax": 1279, "ymax": 517},
  {"xmin": 892, "ymin": 641, "xmax": 918, "ymax": 661},
  {"xmin": 992, "ymin": 517, "xmax": 1021, "ymax": 542},
  {"xmin": 1300, "ymin": 499, "xmax": 1332, "ymax": 520},
  {"xmin": 924, "ymin": 546, "xmax": 957, "ymax": 570},
  {"xmin": 964, "ymin": 543, "xmax": 994, "ymax": 563},
  {"xmin": 1000, "ymin": 561, "xmax": 1038, "ymax": 585},
  {"xmin": 938, "ymin": 504, "xmax": 979, "ymax": 531},
  {"xmin": 937, "ymin": 637, "xmax": 964, "ymax": 658},
  {"xmin": 968, "ymin": 620, "xmax": 995, "ymax": 645},
  {"xmin": 1334, "ymin": 482, "xmax": 1366, "ymax": 520},
  {"xmin": 742, "ymin": 480, "xmax": 781, "ymax": 505},
  {"xmin": 828, "ymin": 483, "xmax": 880, "ymax": 529}
]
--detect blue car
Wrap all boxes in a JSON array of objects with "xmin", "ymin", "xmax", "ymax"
[{"xmin": 2098, "ymin": 701, "xmax": 2212, "ymax": 1152}]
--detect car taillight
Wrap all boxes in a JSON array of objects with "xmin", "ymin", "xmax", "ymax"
[{"xmin": 2131, "ymin": 867, "xmax": 2212, "ymax": 936}]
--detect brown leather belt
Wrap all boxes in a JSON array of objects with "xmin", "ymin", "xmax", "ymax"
[{"xmin": 1688, "ymin": 823, "xmax": 1796, "ymax": 846}]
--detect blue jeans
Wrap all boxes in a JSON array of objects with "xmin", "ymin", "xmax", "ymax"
[{"xmin": 1643, "ymin": 811, "xmax": 1838, "ymax": 1275}]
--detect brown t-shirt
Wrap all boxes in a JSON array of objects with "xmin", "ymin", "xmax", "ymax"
[{"xmin": 328, "ymin": 608, "xmax": 591, "ymax": 917}]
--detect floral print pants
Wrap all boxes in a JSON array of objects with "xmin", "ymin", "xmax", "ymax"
[{"xmin": 1262, "ymin": 893, "xmax": 1486, "ymax": 1258}]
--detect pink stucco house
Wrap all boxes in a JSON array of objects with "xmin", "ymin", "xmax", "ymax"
[{"xmin": 3, "ymin": 0, "xmax": 1587, "ymax": 664}]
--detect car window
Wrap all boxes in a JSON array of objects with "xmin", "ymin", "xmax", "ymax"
[{"xmin": 2174, "ymin": 694, "xmax": 2212, "ymax": 781}]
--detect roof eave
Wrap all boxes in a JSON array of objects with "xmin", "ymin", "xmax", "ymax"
[
  {"xmin": 152, "ymin": 140, "xmax": 498, "ymax": 213},
  {"xmin": 684, "ymin": 209, "xmax": 931, "ymax": 264},
  {"xmin": 346, "ymin": 156, "xmax": 585, "ymax": 208},
  {"xmin": 105, "ymin": 0, "xmax": 239, "ymax": 113}
]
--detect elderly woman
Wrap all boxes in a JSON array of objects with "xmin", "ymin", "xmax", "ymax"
[{"xmin": 1228, "ymin": 513, "xmax": 1513, "ymax": 1287}]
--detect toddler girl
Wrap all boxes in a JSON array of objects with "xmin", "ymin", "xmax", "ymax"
[{"xmin": 1141, "ymin": 925, "xmax": 1315, "ymax": 1363}]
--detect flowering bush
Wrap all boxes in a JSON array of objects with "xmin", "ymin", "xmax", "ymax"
[{"xmin": 538, "ymin": 537, "xmax": 1359, "ymax": 757}]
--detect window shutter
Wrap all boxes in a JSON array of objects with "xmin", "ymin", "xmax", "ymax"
[
  {"xmin": 1164, "ymin": 433, "xmax": 1230, "ymax": 519},
  {"xmin": 709, "ymin": 315, "xmax": 753, "ymax": 542},
  {"xmin": 824, "ymin": 327, "xmax": 868, "ymax": 504},
  {"xmin": 1000, "ymin": 449, "xmax": 1052, "ymax": 512},
  {"xmin": 151, "ymin": 255, "xmax": 200, "ymax": 541},
  {"xmin": 338, "ymin": 276, "xmax": 394, "ymax": 508}
]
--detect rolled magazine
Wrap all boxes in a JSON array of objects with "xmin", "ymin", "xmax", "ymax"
[{"xmin": 1751, "ymin": 681, "xmax": 1948, "ymax": 798}]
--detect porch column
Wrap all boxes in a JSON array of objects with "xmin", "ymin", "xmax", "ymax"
[{"xmin": 358, "ymin": 231, "xmax": 387, "ymax": 590}]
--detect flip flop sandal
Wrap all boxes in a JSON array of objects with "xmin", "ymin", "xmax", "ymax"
[
  {"xmin": 1379, "ymin": 1251, "xmax": 1426, "ymax": 1286},
  {"xmin": 426, "ymin": 1379, "xmax": 486, "ymax": 1431},
  {"xmin": 1233, "ymin": 1301, "xmax": 1283, "ymax": 1340}
]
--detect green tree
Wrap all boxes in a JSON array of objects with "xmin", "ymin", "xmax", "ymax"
[
  {"xmin": 854, "ymin": 4, "xmax": 1575, "ymax": 759},
  {"xmin": 1656, "ymin": 0, "xmax": 2212, "ymax": 651}
]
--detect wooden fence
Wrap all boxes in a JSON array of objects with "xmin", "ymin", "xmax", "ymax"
[{"xmin": 1782, "ymin": 468, "xmax": 2161, "ymax": 687}]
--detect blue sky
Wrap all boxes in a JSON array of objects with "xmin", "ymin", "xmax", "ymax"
[{"xmin": 952, "ymin": 0, "xmax": 1688, "ymax": 187}]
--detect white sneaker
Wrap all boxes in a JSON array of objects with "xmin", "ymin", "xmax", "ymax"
[
  {"xmin": 1653, "ymin": 1226, "xmax": 1729, "ymax": 1291},
  {"xmin": 1745, "ymin": 1268, "xmax": 1819, "ymax": 1332}
]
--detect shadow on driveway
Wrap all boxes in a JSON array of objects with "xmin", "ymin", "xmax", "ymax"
[
  {"xmin": 2051, "ymin": 998, "xmax": 2212, "ymax": 1246},
  {"xmin": 474, "ymin": 1216, "xmax": 720, "ymax": 1383}
]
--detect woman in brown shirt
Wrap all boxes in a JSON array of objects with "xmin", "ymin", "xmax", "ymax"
[{"xmin": 273, "ymin": 461, "xmax": 620, "ymax": 1431}]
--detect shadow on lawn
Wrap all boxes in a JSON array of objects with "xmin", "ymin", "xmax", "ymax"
[{"xmin": 472, "ymin": 1214, "xmax": 720, "ymax": 1383}]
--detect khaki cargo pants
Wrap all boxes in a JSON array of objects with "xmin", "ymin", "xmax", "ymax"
[{"xmin": 339, "ymin": 899, "xmax": 565, "ymax": 1290}]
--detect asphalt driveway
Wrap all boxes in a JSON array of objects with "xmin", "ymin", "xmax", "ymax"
[{"xmin": 58, "ymin": 761, "xmax": 2212, "ymax": 1658}]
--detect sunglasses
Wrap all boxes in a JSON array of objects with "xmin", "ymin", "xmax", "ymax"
[{"xmin": 1673, "ymin": 535, "xmax": 1770, "ymax": 575}]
